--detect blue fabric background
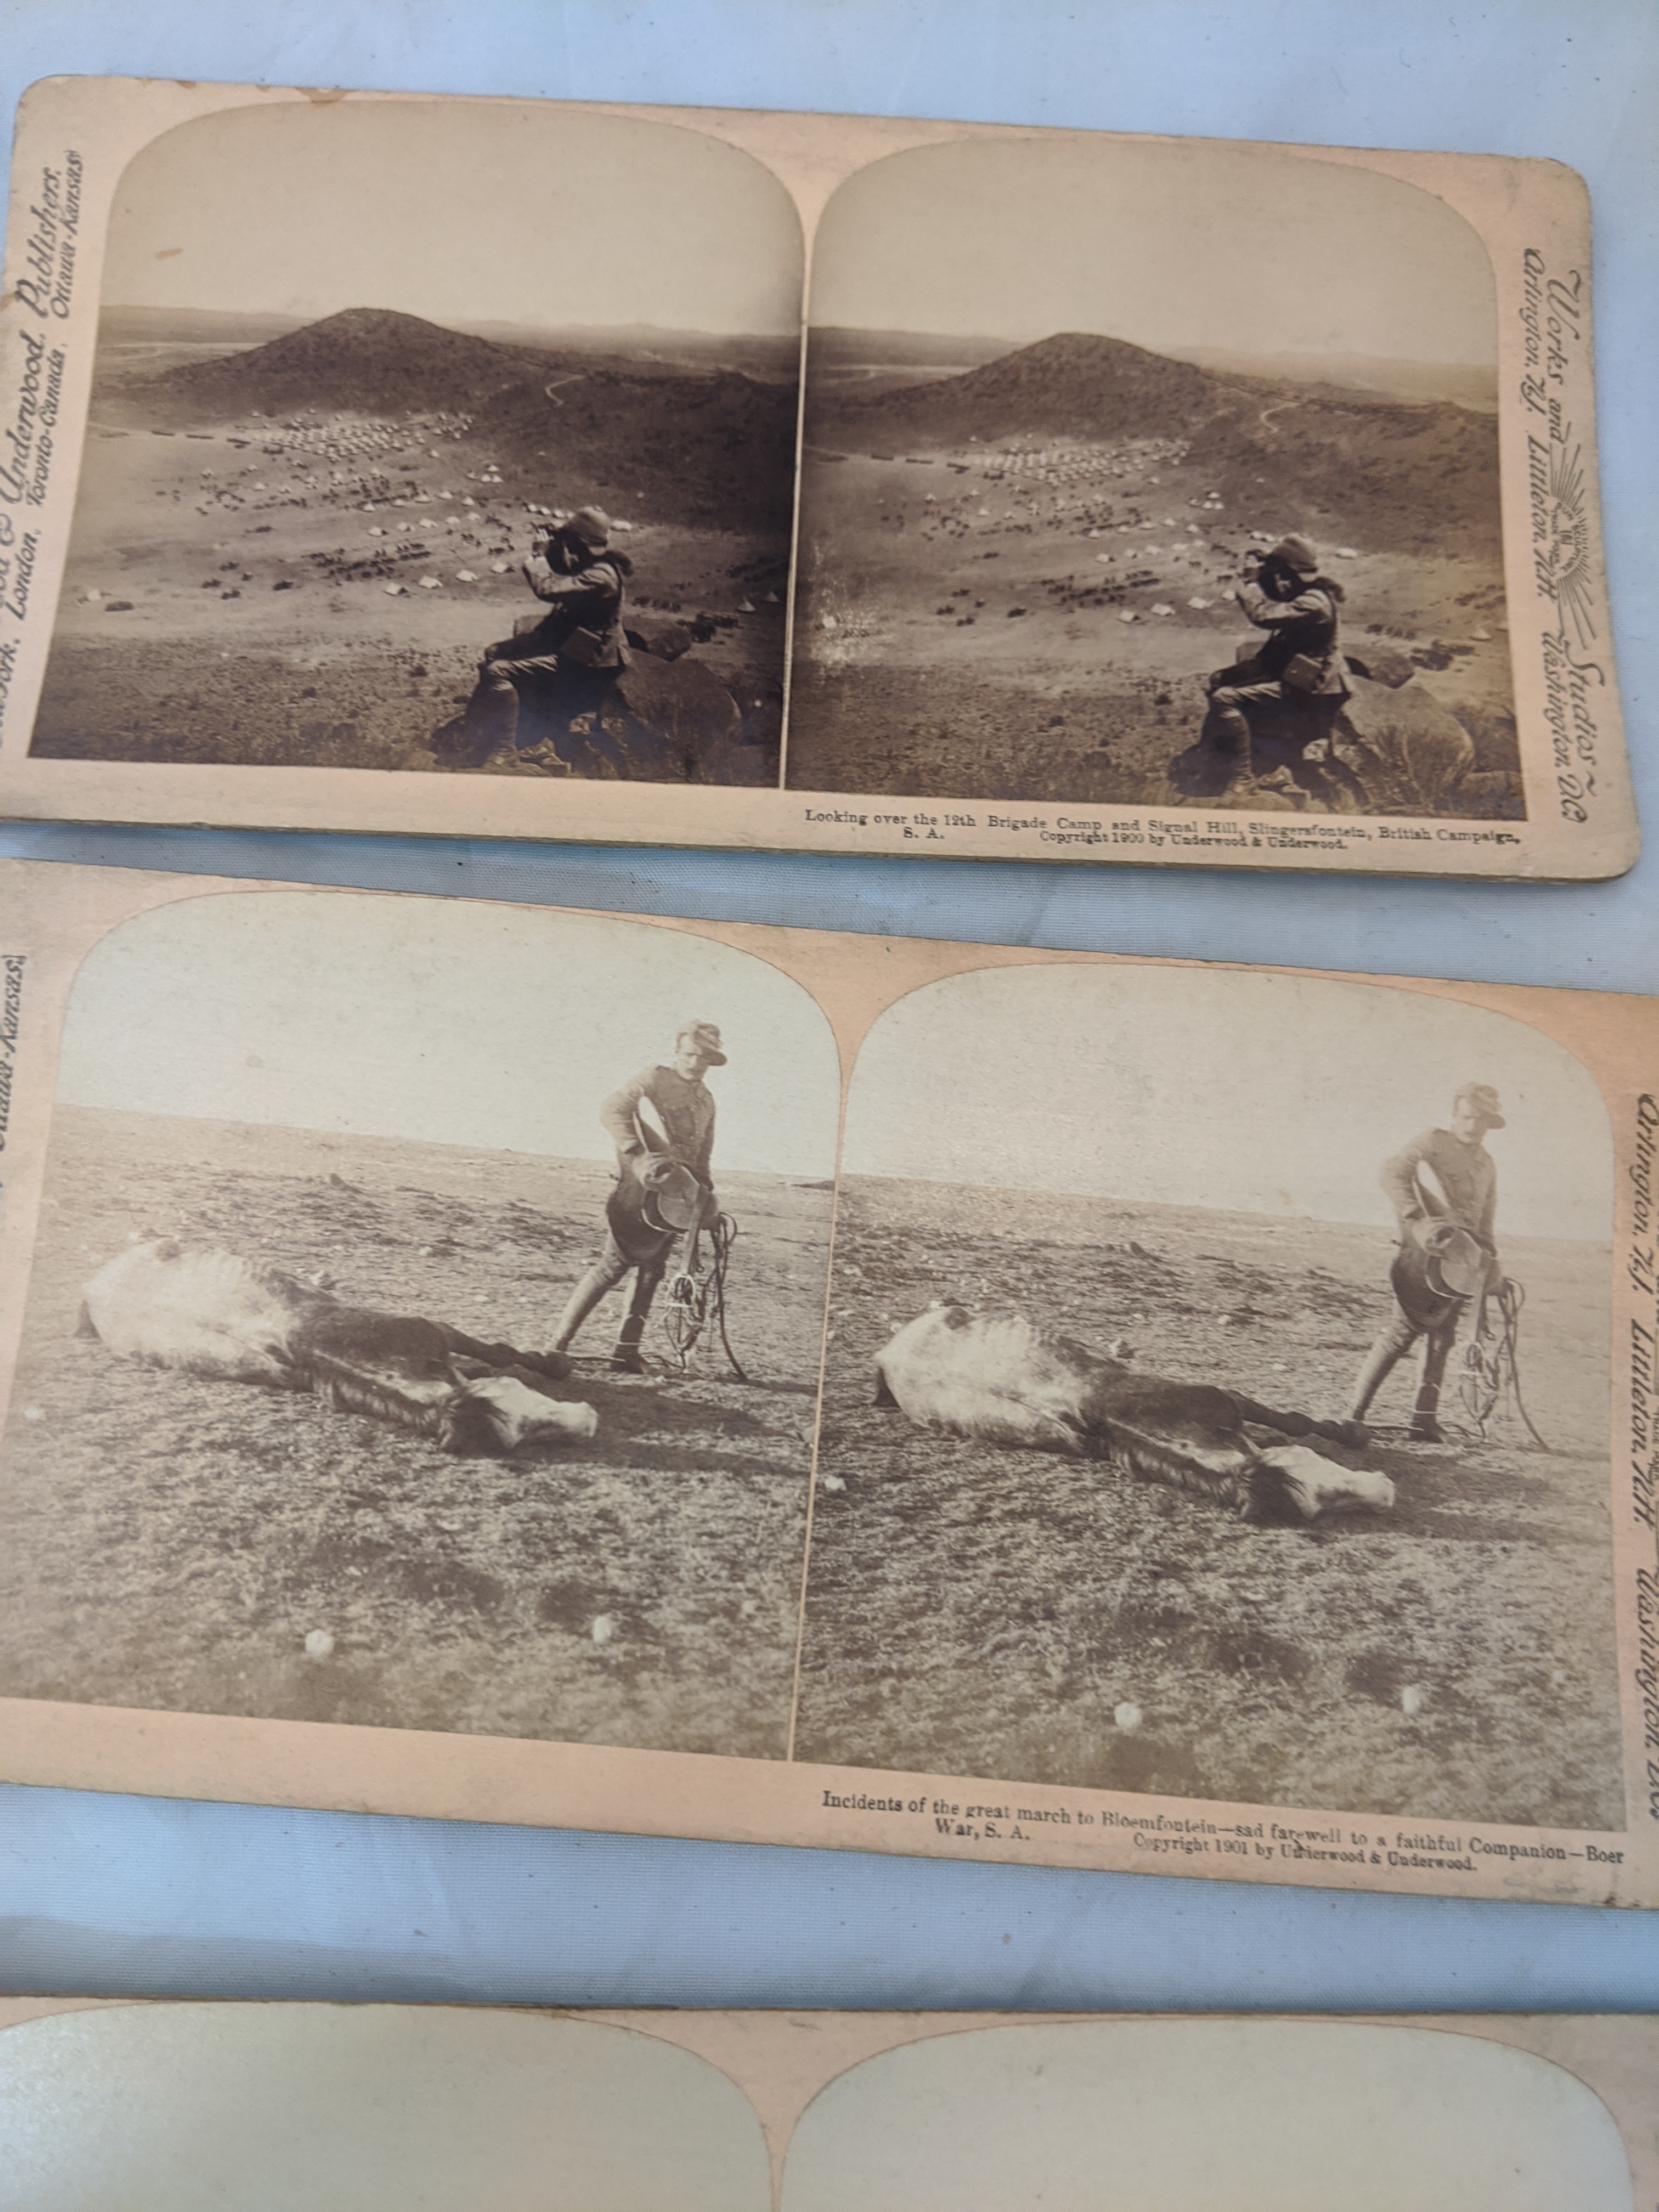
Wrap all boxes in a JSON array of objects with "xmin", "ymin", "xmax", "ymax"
[{"xmin": 2, "ymin": 0, "xmax": 1656, "ymax": 2009}]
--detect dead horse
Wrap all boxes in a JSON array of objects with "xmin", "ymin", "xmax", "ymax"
[
  {"xmin": 78, "ymin": 1241, "xmax": 599, "ymax": 1457},
  {"xmin": 873, "ymin": 1305, "xmax": 1394, "ymax": 1525}
]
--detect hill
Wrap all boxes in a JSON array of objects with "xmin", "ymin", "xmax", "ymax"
[
  {"xmin": 809, "ymin": 330, "xmax": 1500, "ymax": 558},
  {"xmin": 150, "ymin": 307, "xmax": 554, "ymax": 416},
  {"xmin": 116, "ymin": 308, "xmax": 799, "ymax": 533}
]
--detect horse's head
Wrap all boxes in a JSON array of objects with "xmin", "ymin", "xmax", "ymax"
[
  {"xmin": 1248, "ymin": 1443, "xmax": 1396, "ymax": 1523},
  {"xmin": 440, "ymin": 1375, "xmax": 599, "ymax": 1456}
]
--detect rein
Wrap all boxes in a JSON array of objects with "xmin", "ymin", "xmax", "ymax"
[
  {"xmin": 1457, "ymin": 1278, "xmax": 1551, "ymax": 1449},
  {"xmin": 663, "ymin": 1211, "xmax": 751, "ymax": 1381}
]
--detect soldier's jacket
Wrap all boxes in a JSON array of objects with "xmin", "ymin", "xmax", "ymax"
[
  {"xmin": 1381, "ymin": 1127, "xmax": 1498, "ymax": 1244},
  {"xmin": 1235, "ymin": 579, "xmax": 1348, "ymax": 695},
  {"xmin": 601, "ymin": 1065, "xmax": 716, "ymax": 1184},
  {"xmin": 520, "ymin": 549, "xmax": 631, "ymax": 670}
]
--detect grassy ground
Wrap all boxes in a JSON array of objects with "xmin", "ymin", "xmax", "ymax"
[
  {"xmin": 0, "ymin": 1109, "xmax": 830, "ymax": 1757},
  {"xmin": 793, "ymin": 1177, "xmax": 1622, "ymax": 1829},
  {"xmin": 5, "ymin": 1114, "xmax": 1620, "ymax": 1827}
]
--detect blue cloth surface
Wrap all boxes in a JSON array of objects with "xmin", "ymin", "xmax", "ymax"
[
  {"xmin": 1, "ymin": 0, "xmax": 1657, "ymax": 2011},
  {"xmin": 8, "ymin": 1782, "xmax": 1659, "ymax": 2011}
]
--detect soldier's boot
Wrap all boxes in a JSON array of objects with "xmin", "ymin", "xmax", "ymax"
[
  {"xmin": 1342, "ymin": 1323, "xmax": 1413, "ymax": 1432},
  {"xmin": 610, "ymin": 1271, "xmax": 662, "ymax": 1375},
  {"xmin": 462, "ymin": 659, "xmax": 521, "ymax": 758},
  {"xmin": 549, "ymin": 1265, "xmax": 617, "ymax": 1356},
  {"xmin": 1345, "ymin": 1309, "xmax": 1424, "ymax": 1433},
  {"xmin": 1408, "ymin": 1331, "xmax": 1454, "ymax": 1443},
  {"xmin": 1203, "ymin": 697, "xmax": 1255, "ymax": 788}
]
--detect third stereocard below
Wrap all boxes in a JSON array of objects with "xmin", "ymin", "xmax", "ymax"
[{"xmin": 4, "ymin": 2000, "xmax": 1658, "ymax": 2209}]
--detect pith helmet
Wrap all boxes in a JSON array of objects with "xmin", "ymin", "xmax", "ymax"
[
  {"xmin": 677, "ymin": 1019, "xmax": 727, "ymax": 1066},
  {"xmin": 568, "ymin": 506, "xmax": 612, "ymax": 550},
  {"xmin": 1454, "ymin": 1081, "xmax": 1505, "ymax": 1130},
  {"xmin": 1266, "ymin": 533, "xmax": 1321, "ymax": 578}
]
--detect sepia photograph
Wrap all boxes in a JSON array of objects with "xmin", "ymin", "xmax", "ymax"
[
  {"xmin": 0, "ymin": 86, "xmax": 1632, "ymax": 873},
  {"xmin": 27, "ymin": 100, "xmax": 803, "ymax": 784},
  {"xmin": 1, "ymin": 867, "xmax": 1651, "ymax": 1895},
  {"xmin": 794, "ymin": 962, "xmax": 1621, "ymax": 1826},
  {"xmin": 786, "ymin": 136, "xmax": 1522, "ymax": 820},
  {"xmin": 0, "ymin": 893, "xmax": 839, "ymax": 1756}
]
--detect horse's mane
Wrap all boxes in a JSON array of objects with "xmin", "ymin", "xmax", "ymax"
[{"xmin": 307, "ymin": 1358, "xmax": 450, "ymax": 1438}]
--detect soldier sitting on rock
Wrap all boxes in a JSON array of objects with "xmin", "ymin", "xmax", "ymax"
[
  {"xmin": 461, "ymin": 505, "xmax": 633, "ymax": 766},
  {"xmin": 1199, "ymin": 533, "xmax": 1351, "ymax": 792}
]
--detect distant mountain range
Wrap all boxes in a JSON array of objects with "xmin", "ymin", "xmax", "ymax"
[
  {"xmin": 105, "ymin": 307, "xmax": 798, "ymax": 533},
  {"xmin": 808, "ymin": 329, "xmax": 1501, "ymax": 558},
  {"xmin": 1160, "ymin": 346, "xmax": 1497, "ymax": 413},
  {"xmin": 456, "ymin": 321, "xmax": 799, "ymax": 379},
  {"xmin": 99, "ymin": 306, "xmax": 797, "ymax": 379},
  {"xmin": 99, "ymin": 305, "xmax": 309, "ymax": 348},
  {"xmin": 809, "ymin": 328, "xmax": 1013, "ymax": 371}
]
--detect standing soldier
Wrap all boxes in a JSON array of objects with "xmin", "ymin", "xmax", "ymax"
[
  {"xmin": 1200, "ymin": 533, "xmax": 1351, "ymax": 789},
  {"xmin": 1345, "ymin": 1083, "xmax": 1509, "ymax": 1442},
  {"xmin": 463, "ymin": 505, "xmax": 632, "ymax": 759},
  {"xmin": 550, "ymin": 1022, "xmax": 726, "ymax": 1373}
]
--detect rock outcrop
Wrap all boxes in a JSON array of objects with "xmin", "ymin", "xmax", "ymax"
[
  {"xmin": 1342, "ymin": 643, "xmax": 1418, "ymax": 690},
  {"xmin": 1328, "ymin": 674, "xmax": 1476, "ymax": 813},
  {"xmin": 430, "ymin": 642, "xmax": 752, "ymax": 783},
  {"xmin": 1169, "ymin": 650, "xmax": 1521, "ymax": 817},
  {"xmin": 624, "ymin": 615, "xmax": 695, "ymax": 663}
]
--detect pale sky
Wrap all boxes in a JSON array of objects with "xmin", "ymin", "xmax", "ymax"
[
  {"xmin": 782, "ymin": 2020, "xmax": 1631, "ymax": 2212},
  {"xmin": 58, "ymin": 893, "xmax": 839, "ymax": 1177},
  {"xmin": 810, "ymin": 137, "xmax": 1498, "ymax": 364},
  {"xmin": 1, "ymin": 2006, "xmax": 770, "ymax": 2211},
  {"xmin": 842, "ymin": 963, "xmax": 1610, "ymax": 1243},
  {"xmin": 104, "ymin": 99, "xmax": 803, "ymax": 334}
]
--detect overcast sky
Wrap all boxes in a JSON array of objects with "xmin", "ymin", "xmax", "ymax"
[
  {"xmin": 809, "ymin": 136, "xmax": 1497, "ymax": 364},
  {"xmin": 103, "ymin": 99, "xmax": 803, "ymax": 334},
  {"xmin": 58, "ymin": 893, "xmax": 839, "ymax": 1177},
  {"xmin": 840, "ymin": 963, "xmax": 1610, "ymax": 1243}
]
